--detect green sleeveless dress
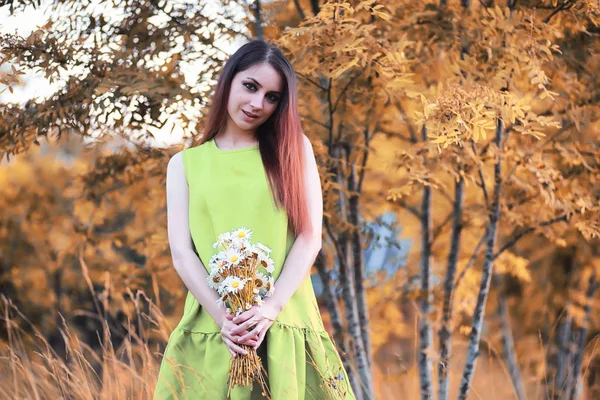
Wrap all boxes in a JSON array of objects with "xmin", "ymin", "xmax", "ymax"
[{"xmin": 153, "ymin": 139, "xmax": 354, "ymax": 400}]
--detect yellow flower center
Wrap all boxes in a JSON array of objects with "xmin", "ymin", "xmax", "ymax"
[
  {"xmin": 232, "ymin": 281, "xmax": 239, "ymax": 289},
  {"xmin": 237, "ymin": 232, "xmax": 246, "ymax": 238},
  {"xmin": 230, "ymin": 256, "xmax": 239, "ymax": 263}
]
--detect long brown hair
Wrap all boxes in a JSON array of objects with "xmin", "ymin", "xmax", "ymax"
[{"xmin": 198, "ymin": 39, "xmax": 310, "ymax": 236}]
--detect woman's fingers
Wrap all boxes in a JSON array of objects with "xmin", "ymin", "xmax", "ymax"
[
  {"xmin": 222, "ymin": 329, "xmax": 250, "ymax": 355},
  {"xmin": 232, "ymin": 307, "xmax": 258, "ymax": 324},
  {"xmin": 238, "ymin": 320, "xmax": 266, "ymax": 342},
  {"xmin": 227, "ymin": 346, "xmax": 236, "ymax": 357},
  {"xmin": 255, "ymin": 329, "xmax": 267, "ymax": 349},
  {"xmin": 222, "ymin": 336, "xmax": 248, "ymax": 356},
  {"xmin": 231, "ymin": 317, "xmax": 258, "ymax": 335}
]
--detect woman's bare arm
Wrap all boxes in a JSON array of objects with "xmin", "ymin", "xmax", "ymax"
[
  {"xmin": 166, "ymin": 151, "xmax": 226, "ymax": 327},
  {"xmin": 266, "ymin": 134, "xmax": 323, "ymax": 313}
]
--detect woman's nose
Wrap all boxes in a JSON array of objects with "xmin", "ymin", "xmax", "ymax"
[{"xmin": 250, "ymin": 95, "xmax": 263, "ymax": 110}]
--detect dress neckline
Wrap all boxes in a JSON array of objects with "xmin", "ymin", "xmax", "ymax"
[{"xmin": 211, "ymin": 138, "xmax": 259, "ymax": 153}]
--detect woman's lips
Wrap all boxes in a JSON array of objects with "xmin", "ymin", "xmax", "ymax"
[{"xmin": 242, "ymin": 110, "xmax": 259, "ymax": 120}]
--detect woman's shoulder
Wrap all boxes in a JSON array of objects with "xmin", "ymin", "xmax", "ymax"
[
  {"xmin": 182, "ymin": 141, "xmax": 212, "ymax": 158},
  {"xmin": 168, "ymin": 142, "xmax": 210, "ymax": 164},
  {"xmin": 168, "ymin": 141, "xmax": 212, "ymax": 180}
]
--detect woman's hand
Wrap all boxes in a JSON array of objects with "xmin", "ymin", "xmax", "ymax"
[
  {"xmin": 219, "ymin": 315, "xmax": 258, "ymax": 357},
  {"xmin": 229, "ymin": 302, "xmax": 279, "ymax": 350}
]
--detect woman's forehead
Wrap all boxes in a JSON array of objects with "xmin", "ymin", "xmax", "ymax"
[{"xmin": 239, "ymin": 63, "xmax": 283, "ymax": 92}]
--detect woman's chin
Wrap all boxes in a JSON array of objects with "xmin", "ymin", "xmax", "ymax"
[{"xmin": 234, "ymin": 119, "xmax": 259, "ymax": 132}]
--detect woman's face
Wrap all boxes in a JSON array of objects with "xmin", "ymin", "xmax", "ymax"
[{"xmin": 226, "ymin": 62, "xmax": 283, "ymax": 135}]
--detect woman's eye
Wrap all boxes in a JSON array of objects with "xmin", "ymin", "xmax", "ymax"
[
  {"xmin": 267, "ymin": 94, "xmax": 280, "ymax": 103},
  {"xmin": 244, "ymin": 83, "xmax": 256, "ymax": 91}
]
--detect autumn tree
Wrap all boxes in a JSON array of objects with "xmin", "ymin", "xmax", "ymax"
[
  {"xmin": 273, "ymin": 1, "xmax": 599, "ymax": 399},
  {"xmin": 3, "ymin": 1, "xmax": 600, "ymax": 399},
  {"xmin": 1, "ymin": 0, "xmax": 256, "ymax": 365}
]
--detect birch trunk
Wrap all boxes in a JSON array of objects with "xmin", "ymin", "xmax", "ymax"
[
  {"xmin": 437, "ymin": 177, "xmax": 464, "ymax": 400},
  {"xmin": 496, "ymin": 279, "xmax": 527, "ymax": 400},
  {"xmin": 314, "ymin": 250, "xmax": 350, "ymax": 371},
  {"xmin": 334, "ymin": 144, "xmax": 373, "ymax": 399},
  {"xmin": 567, "ymin": 272, "xmax": 597, "ymax": 400},
  {"xmin": 338, "ymin": 231, "xmax": 371, "ymax": 399},
  {"xmin": 554, "ymin": 307, "xmax": 573, "ymax": 399},
  {"xmin": 251, "ymin": 0, "xmax": 263, "ymax": 40},
  {"xmin": 348, "ymin": 159, "xmax": 371, "ymax": 368},
  {"xmin": 457, "ymin": 119, "xmax": 504, "ymax": 400},
  {"xmin": 419, "ymin": 125, "xmax": 433, "ymax": 400}
]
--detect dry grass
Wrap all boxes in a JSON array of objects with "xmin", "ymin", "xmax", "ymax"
[
  {"xmin": 2, "ymin": 291, "xmax": 595, "ymax": 400},
  {"xmin": 0, "ymin": 292, "xmax": 167, "ymax": 400}
]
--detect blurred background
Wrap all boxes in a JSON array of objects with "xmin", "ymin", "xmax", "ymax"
[{"xmin": 1, "ymin": 1, "xmax": 599, "ymax": 399}]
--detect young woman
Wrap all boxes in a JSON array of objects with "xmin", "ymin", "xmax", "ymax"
[{"xmin": 153, "ymin": 39, "xmax": 354, "ymax": 399}]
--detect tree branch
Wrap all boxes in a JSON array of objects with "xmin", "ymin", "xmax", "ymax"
[
  {"xmin": 332, "ymin": 71, "xmax": 363, "ymax": 114},
  {"xmin": 472, "ymin": 142, "xmax": 490, "ymax": 210},
  {"xmin": 432, "ymin": 211, "xmax": 454, "ymax": 244},
  {"xmin": 395, "ymin": 100, "xmax": 419, "ymax": 143},
  {"xmin": 297, "ymin": 72, "xmax": 328, "ymax": 91},
  {"xmin": 292, "ymin": 0, "xmax": 306, "ymax": 20},
  {"xmin": 455, "ymin": 228, "xmax": 487, "ymax": 288},
  {"xmin": 493, "ymin": 215, "xmax": 569, "ymax": 259},
  {"xmin": 543, "ymin": 0, "xmax": 576, "ymax": 24}
]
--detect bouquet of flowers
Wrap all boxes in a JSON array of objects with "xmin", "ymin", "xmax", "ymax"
[{"xmin": 207, "ymin": 227, "xmax": 275, "ymax": 396}]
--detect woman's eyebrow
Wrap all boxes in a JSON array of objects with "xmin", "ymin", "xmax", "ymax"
[{"xmin": 246, "ymin": 77, "xmax": 281, "ymax": 95}]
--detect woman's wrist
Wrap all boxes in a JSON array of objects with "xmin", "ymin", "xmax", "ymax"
[
  {"xmin": 265, "ymin": 296, "xmax": 284, "ymax": 316},
  {"xmin": 212, "ymin": 309, "xmax": 227, "ymax": 329}
]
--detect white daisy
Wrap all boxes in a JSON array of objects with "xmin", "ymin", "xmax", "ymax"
[
  {"xmin": 223, "ymin": 276, "xmax": 245, "ymax": 294},
  {"xmin": 254, "ymin": 295, "xmax": 263, "ymax": 306},
  {"xmin": 212, "ymin": 232, "xmax": 232, "ymax": 249},
  {"xmin": 232, "ymin": 227, "xmax": 253, "ymax": 242},
  {"xmin": 254, "ymin": 272, "xmax": 268, "ymax": 289},
  {"xmin": 207, "ymin": 269, "xmax": 223, "ymax": 290},
  {"xmin": 265, "ymin": 276, "xmax": 275, "ymax": 296},
  {"xmin": 254, "ymin": 242, "xmax": 272, "ymax": 254},
  {"xmin": 223, "ymin": 248, "xmax": 243, "ymax": 267},
  {"xmin": 264, "ymin": 258, "xmax": 275, "ymax": 274},
  {"xmin": 256, "ymin": 250, "xmax": 269, "ymax": 265},
  {"xmin": 208, "ymin": 253, "xmax": 225, "ymax": 271}
]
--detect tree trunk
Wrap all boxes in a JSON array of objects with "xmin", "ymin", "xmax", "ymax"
[
  {"xmin": 252, "ymin": 0, "xmax": 263, "ymax": 40},
  {"xmin": 338, "ymin": 231, "xmax": 371, "ymax": 400},
  {"xmin": 348, "ymin": 158, "xmax": 372, "ymax": 369},
  {"xmin": 554, "ymin": 308, "xmax": 573, "ymax": 399},
  {"xmin": 310, "ymin": 0, "xmax": 320, "ymax": 16},
  {"xmin": 437, "ymin": 177, "xmax": 464, "ymax": 400},
  {"xmin": 314, "ymin": 250, "xmax": 351, "ymax": 375},
  {"xmin": 458, "ymin": 119, "xmax": 504, "ymax": 400},
  {"xmin": 496, "ymin": 278, "xmax": 527, "ymax": 400},
  {"xmin": 568, "ymin": 272, "xmax": 598, "ymax": 400},
  {"xmin": 334, "ymin": 144, "xmax": 372, "ymax": 399},
  {"xmin": 419, "ymin": 125, "xmax": 433, "ymax": 400},
  {"xmin": 292, "ymin": 0, "xmax": 306, "ymax": 20}
]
